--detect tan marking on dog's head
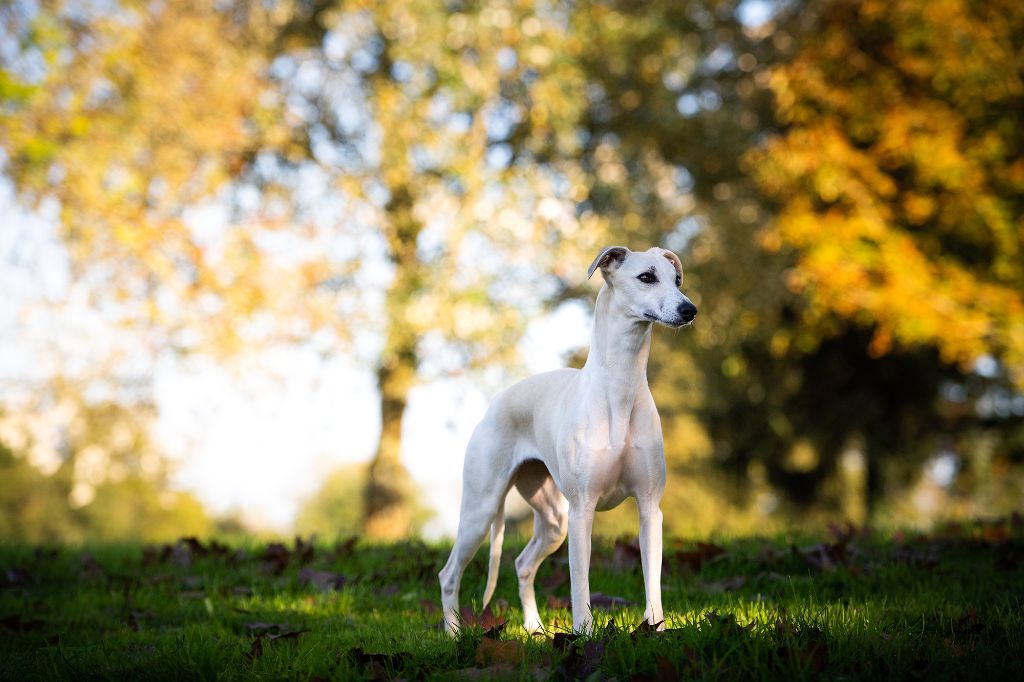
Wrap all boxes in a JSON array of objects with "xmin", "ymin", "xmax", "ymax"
[
  {"xmin": 587, "ymin": 246, "xmax": 630, "ymax": 280},
  {"xmin": 660, "ymin": 248, "xmax": 683, "ymax": 287}
]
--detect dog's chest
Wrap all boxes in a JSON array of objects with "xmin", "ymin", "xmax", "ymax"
[{"xmin": 559, "ymin": 428, "xmax": 651, "ymax": 508}]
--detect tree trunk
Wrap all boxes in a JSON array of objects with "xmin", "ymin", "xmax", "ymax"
[
  {"xmin": 363, "ymin": 353, "xmax": 416, "ymax": 539},
  {"xmin": 362, "ymin": 182, "xmax": 423, "ymax": 540}
]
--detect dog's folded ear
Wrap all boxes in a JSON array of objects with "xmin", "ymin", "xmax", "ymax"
[
  {"xmin": 660, "ymin": 249, "xmax": 683, "ymax": 286},
  {"xmin": 587, "ymin": 246, "xmax": 629, "ymax": 280}
]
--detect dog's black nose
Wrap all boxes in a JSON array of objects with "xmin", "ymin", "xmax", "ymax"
[{"xmin": 678, "ymin": 301, "xmax": 698, "ymax": 322}]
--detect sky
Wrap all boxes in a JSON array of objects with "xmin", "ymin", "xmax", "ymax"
[{"xmin": 0, "ymin": 176, "xmax": 592, "ymax": 537}]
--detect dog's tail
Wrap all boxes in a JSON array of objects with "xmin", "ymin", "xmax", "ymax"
[{"xmin": 481, "ymin": 503, "xmax": 505, "ymax": 609}]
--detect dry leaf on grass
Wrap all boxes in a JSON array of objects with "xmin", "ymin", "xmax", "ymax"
[
  {"xmin": 546, "ymin": 594, "xmax": 571, "ymax": 609},
  {"xmin": 459, "ymin": 605, "xmax": 507, "ymax": 637},
  {"xmin": 298, "ymin": 568, "xmax": 348, "ymax": 591},
  {"xmin": 538, "ymin": 567, "xmax": 568, "ymax": 592},
  {"xmin": 590, "ymin": 592, "xmax": 637, "ymax": 609},
  {"xmin": 700, "ymin": 576, "xmax": 747, "ymax": 592},
  {"xmin": 630, "ymin": 655, "xmax": 681, "ymax": 682},
  {"xmin": 475, "ymin": 638, "xmax": 527, "ymax": 666},
  {"xmin": 668, "ymin": 542, "xmax": 726, "ymax": 572},
  {"xmin": 611, "ymin": 537, "xmax": 642, "ymax": 571}
]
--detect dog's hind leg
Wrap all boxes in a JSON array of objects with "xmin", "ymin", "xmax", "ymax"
[
  {"xmin": 438, "ymin": 427, "xmax": 514, "ymax": 636},
  {"xmin": 512, "ymin": 459, "xmax": 569, "ymax": 634}
]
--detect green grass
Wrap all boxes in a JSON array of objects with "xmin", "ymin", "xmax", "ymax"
[{"xmin": 2, "ymin": 523, "xmax": 1023, "ymax": 680}]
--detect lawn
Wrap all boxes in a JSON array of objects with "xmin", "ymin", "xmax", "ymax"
[{"xmin": 1, "ymin": 521, "xmax": 1022, "ymax": 680}]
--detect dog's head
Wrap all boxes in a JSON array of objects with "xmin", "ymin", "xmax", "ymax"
[{"xmin": 587, "ymin": 246, "xmax": 698, "ymax": 328}]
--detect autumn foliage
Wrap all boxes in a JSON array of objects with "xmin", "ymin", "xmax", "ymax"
[{"xmin": 750, "ymin": 0, "xmax": 1024, "ymax": 382}]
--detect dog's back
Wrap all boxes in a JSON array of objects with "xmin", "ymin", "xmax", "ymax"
[{"xmin": 480, "ymin": 367, "xmax": 581, "ymax": 461}]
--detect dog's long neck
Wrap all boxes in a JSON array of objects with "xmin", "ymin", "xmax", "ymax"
[{"xmin": 583, "ymin": 285, "xmax": 653, "ymax": 440}]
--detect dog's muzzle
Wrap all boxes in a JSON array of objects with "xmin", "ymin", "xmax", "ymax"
[{"xmin": 677, "ymin": 301, "xmax": 698, "ymax": 324}]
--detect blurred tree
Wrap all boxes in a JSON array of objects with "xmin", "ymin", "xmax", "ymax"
[
  {"xmin": 0, "ymin": 439, "xmax": 78, "ymax": 541},
  {"xmin": 569, "ymin": 0, "xmax": 1024, "ymax": 529},
  {"xmin": 748, "ymin": 0, "xmax": 1024, "ymax": 384},
  {"xmin": 294, "ymin": 461, "xmax": 431, "ymax": 539},
  {"xmin": 0, "ymin": 1, "xmax": 316, "ymax": 354},
  {"xmin": 218, "ymin": 0, "xmax": 610, "ymax": 537},
  {"xmin": 295, "ymin": 463, "xmax": 369, "ymax": 540},
  {"xmin": 560, "ymin": 0, "xmax": 811, "ymax": 533},
  {"xmin": 1, "ymin": 0, "xmax": 611, "ymax": 539},
  {"xmin": 744, "ymin": 0, "xmax": 1024, "ymax": 518},
  {"xmin": 0, "ymin": 382, "xmax": 210, "ymax": 542}
]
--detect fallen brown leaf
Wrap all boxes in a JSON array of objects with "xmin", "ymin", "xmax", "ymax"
[
  {"xmin": 78, "ymin": 552, "xmax": 105, "ymax": 580},
  {"xmin": 181, "ymin": 575, "xmax": 204, "ymax": 589},
  {"xmin": 591, "ymin": 592, "xmax": 637, "ymax": 610},
  {"xmin": 994, "ymin": 544, "xmax": 1024, "ymax": 571},
  {"xmin": 243, "ymin": 622, "xmax": 309, "ymax": 662},
  {"xmin": 293, "ymin": 536, "xmax": 316, "ymax": 565},
  {"xmin": 475, "ymin": 638, "xmax": 527, "ymax": 666},
  {"xmin": 774, "ymin": 614, "xmax": 828, "ymax": 673},
  {"xmin": 778, "ymin": 640, "xmax": 828, "ymax": 674},
  {"xmin": 125, "ymin": 610, "xmax": 145, "ymax": 632},
  {"xmin": 330, "ymin": 536, "xmax": 359, "ymax": 560},
  {"xmin": 450, "ymin": 663, "xmax": 515, "ymax": 680},
  {"xmin": 774, "ymin": 611, "xmax": 795, "ymax": 639},
  {"xmin": 0, "ymin": 614, "xmax": 45, "ymax": 631},
  {"xmin": 827, "ymin": 521, "xmax": 859, "ymax": 544},
  {"xmin": 703, "ymin": 610, "xmax": 755, "ymax": 636},
  {"xmin": 795, "ymin": 528, "xmax": 858, "ymax": 573},
  {"xmin": 670, "ymin": 542, "xmax": 726, "ymax": 572},
  {"xmin": 942, "ymin": 636, "xmax": 975, "ymax": 657},
  {"xmin": 260, "ymin": 543, "xmax": 291, "ymax": 575},
  {"xmin": 894, "ymin": 544, "xmax": 939, "ymax": 569},
  {"xmin": 701, "ymin": 576, "xmax": 747, "ymax": 593},
  {"xmin": 375, "ymin": 583, "xmax": 401, "ymax": 598},
  {"xmin": 169, "ymin": 541, "xmax": 194, "ymax": 568},
  {"xmin": 350, "ymin": 648, "xmax": 406, "ymax": 680},
  {"xmin": 244, "ymin": 621, "xmax": 289, "ymax": 634},
  {"xmin": 546, "ymin": 594, "xmax": 571, "ymax": 609},
  {"xmin": 612, "ymin": 537, "xmax": 642, "ymax": 571},
  {"xmin": 953, "ymin": 607, "xmax": 984, "ymax": 636},
  {"xmin": 539, "ymin": 567, "xmax": 568, "ymax": 592},
  {"xmin": 756, "ymin": 543, "xmax": 788, "ymax": 567},
  {"xmin": 266, "ymin": 629, "xmax": 309, "ymax": 642},
  {"xmin": 207, "ymin": 540, "xmax": 231, "ymax": 558},
  {"xmin": 244, "ymin": 635, "xmax": 263, "ymax": 662},
  {"xmin": 32, "ymin": 548, "xmax": 58, "ymax": 562},
  {"xmin": 459, "ymin": 605, "xmax": 507, "ymax": 635},
  {"xmin": 631, "ymin": 619, "xmax": 665, "ymax": 638},
  {"xmin": 981, "ymin": 523, "xmax": 1010, "ymax": 544},
  {"xmin": 180, "ymin": 536, "xmax": 208, "ymax": 557},
  {"xmin": 298, "ymin": 568, "xmax": 348, "ymax": 591},
  {"xmin": 630, "ymin": 654, "xmax": 681, "ymax": 682},
  {"xmin": 4, "ymin": 568, "xmax": 30, "ymax": 586},
  {"xmin": 556, "ymin": 636, "xmax": 605, "ymax": 680}
]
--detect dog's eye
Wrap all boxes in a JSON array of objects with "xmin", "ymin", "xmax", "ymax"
[
  {"xmin": 675, "ymin": 275, "xmax": 681, "ymax": 287},
  {"xmin": 637, "ymin": 272, "xmax": 657, "ymax": 284}
]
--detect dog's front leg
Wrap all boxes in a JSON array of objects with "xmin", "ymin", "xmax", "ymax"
[
  {"xmin": 638, "ymin": 499, "xmax": 665, "ymax": 629},
  {"xmin": 567, "ymin": 500, "xmax": 597, "ymax": 634}
]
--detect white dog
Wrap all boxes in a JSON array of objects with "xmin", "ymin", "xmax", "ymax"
[{"xmin": 438, "ymin": 246, "xmax": 697, "ymax": 635}]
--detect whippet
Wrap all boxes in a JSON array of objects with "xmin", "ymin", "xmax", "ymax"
[{"xmin": 438, "ymin": 246, "xmax": 697, "ymax": 635}]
